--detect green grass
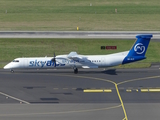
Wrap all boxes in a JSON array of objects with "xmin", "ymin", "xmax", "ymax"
[
  {"xmin": 0, "ymin": 38, "xmax": 160, "ymax": 68},
  {"xmin": 0, "ymin": 0, "xmax": 160, "ymax": 31}
]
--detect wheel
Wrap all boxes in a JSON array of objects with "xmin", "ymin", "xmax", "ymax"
[
  {"xmin": 10, "ymin": 69, "xmax": 14, "ymax": 73},
  {"xmin": 74, "ymin": 68, "xmax": 78, "ymax": 74}
]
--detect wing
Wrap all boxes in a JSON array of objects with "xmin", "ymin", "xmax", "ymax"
[
  {"xmin": 67, "ymin": 52, "xmax": 88, "ymax": 61},
  {"xmin": 67, "ymin": 52, "xmax": 98, "ymax": 68},
  {"xmin": 67, "ymin": 52, "xmax": 79, "ymax": 60}
]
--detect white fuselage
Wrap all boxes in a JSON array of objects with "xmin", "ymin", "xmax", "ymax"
[{"xmin": 4, "ymin": 51, "xmax": 129, "ymax": 70}]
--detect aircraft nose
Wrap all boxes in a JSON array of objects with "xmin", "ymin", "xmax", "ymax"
[{"xmin": 3, "ymin": 63, "xmax": 11, "ymax": 69}]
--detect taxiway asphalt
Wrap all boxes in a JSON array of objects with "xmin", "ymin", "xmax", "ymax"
[{"xmin": 0, "ymin": 67, "xmax": 160, "ymax": 120}]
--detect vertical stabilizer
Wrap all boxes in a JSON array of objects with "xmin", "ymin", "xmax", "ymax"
[
  {"xmin": 122, "ymin": 34, "xmax": 153, "ymax": 64},
  {"xmin": 128, "ymin": 34, "xmax": 152, "ymax": 57}
]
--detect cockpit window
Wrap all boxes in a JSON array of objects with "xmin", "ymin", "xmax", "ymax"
[{"xmin": 12, "ymin": 60, "xmax": 19, "ymax": 62}]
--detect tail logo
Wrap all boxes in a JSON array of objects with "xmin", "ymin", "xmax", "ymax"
[{"xmin": 134, "ymin": 43, "xmax": 145, "ymax": 54}]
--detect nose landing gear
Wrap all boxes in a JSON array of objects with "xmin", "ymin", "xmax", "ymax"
[{"xmin": 10, "ymin": 69, "xmax": 14, "ymax": 73}]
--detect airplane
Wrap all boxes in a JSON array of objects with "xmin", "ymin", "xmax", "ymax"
[{"xmin": 4, "ymin": 34, "xmax": 153, "ymax": 74}]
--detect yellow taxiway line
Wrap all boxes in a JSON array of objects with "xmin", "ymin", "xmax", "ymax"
[
  {"xmin": 149, "ymin": 88, "xmax": 160, "ymax": 92},
  {"xmin": 83, "ymin": 89, "xmax": 103, "ymax": 93},
  {"xmin": 104, "ymin": 89, "xmax": 112, "ymax": 92},
  {"xmin": 141, "ymin": 89, "xmax": 148, "ymax": 92},
  {"xmin": 50, "ymin": 74, "xmax": 128, "ymax": 120},
  {"xmin": 83, "ymin": 89, "xmax": 112, "ymax": 93},
  {"xmin": 115, "ymin": 84, "xmax": 128, "ymax": 120},
  {"xmin": 126, "ymin": 89, "xmax": 132, "ymax": 92},
  {"xmin": 141, "ymin": 88, "xmax": 160, "ymax": 92}
]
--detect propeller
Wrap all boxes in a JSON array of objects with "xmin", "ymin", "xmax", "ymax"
[{"xmin": 51, "ymin": 52, "xmax": 56, "ymax": 67}]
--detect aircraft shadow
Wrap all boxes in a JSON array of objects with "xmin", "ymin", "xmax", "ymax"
[
  {"xmin": 3, "ymin": 68, "xmax": 154, "ymax": 75},
  {"xmin": 8, "ymin": 69, "xmax": 117, "ymax": 75}
]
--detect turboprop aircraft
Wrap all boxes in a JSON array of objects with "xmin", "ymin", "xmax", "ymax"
[{"xmin": 4, "ymin": 34, "xmax": 152, "ymax": 74}]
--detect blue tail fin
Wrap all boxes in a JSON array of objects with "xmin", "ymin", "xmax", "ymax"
[
  {"xmin": 122, "ymin": 34, "xmax": 153, "ymax": 64},
  {"xmin": 128, "ymin": 34, "xmax": 153, "ymax": 57}
]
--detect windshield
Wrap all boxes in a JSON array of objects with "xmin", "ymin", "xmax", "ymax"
[{"xmin": 12, "ymin": 60, "xmax": 19, "ymax": 62}]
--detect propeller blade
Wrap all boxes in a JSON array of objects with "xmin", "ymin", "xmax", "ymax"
[
  {"xmin": 51, "ymin": 52, "xmax": 56, "ymax": 67},
  {"xmin": 54, "ymin": 52, "xmax": 55, "ymax": 58},
  {"xmin": 54, "ymin": 61, "xmax": 56, "ymax": 67}
]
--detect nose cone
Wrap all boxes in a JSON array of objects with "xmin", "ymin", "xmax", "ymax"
[{"xmin": 3, "ymin": 63, "xmax": 12, "ymax": 69}]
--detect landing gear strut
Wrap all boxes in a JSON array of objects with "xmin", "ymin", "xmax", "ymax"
[
  {"xmin": 74, "ymin": 68, "xmax": 78, "ymax": 74},
  {"xmin": 10, "ymin": 69, "xmax": 14, "ymax": 73}
]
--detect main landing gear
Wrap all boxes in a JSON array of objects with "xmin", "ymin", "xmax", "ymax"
[{"xmin": 74, "ymin": 68, "xmax": 78, "ymax": 74}]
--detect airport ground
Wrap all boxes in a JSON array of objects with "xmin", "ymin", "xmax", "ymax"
[
  {"xmin": 0, "ymin": 65, "xmax": 160, "ymax": 120},
  {"xmin": 0, "ymin": 31, "xmax": 160, "ymax": 120},
  {"xmin": 1, "ymin": 1, "xmax": 160, "ymax": 119}
]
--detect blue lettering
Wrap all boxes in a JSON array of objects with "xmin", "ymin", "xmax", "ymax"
[
  {"xmin": 35, "ymin": 60, "xmax": 39, "ymax": 66},
  {"xmin": 29, "ymin": 60, "xmax": 65, "ymax": 67},
  {"xmin": 29, "ymin": 61, "xmax": 34, "ymax": 66},
  {"xmin": 46, "ymin": 61, "xmax": 51, "ymax": 66},
  {"xmin": 41, "ymin": 61, "xmax": 45, "ymax": 68},
  {"xmin": 60, "ymin": 64, "xmax": 65, "ymax": 66},
  {"xmin": 70, "ymin": 60, "xmax": 73, "ymax": 63},
  {"xmin": 51, "ymin": 61, "xmax": 54, "ymax": 66}
]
